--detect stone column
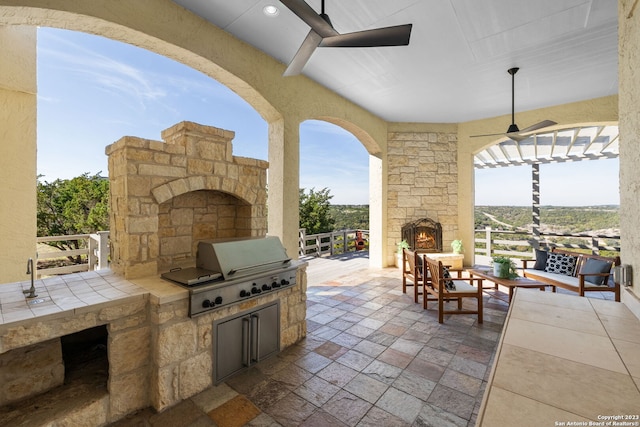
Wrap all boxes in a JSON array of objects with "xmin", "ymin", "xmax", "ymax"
[
  {"xmin": 268, "ymin": 117, "xmax": 300, "ymax": 259},
  {"xmin": 0, "ymin": 26, "xmax": 37, "ymax": 283},
  {"xmin": 619, "ymin": 0, "xmax": 640, "ymax": 314}
]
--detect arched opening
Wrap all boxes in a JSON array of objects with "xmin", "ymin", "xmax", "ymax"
[
  {"xmin": 37, "ymin": 27, "xmax": 268, "ymax": 181},
  {"xmin": 300, "ymin": 120, "xmax": 370, "ymax": 205},
  {"xmin": 473, "ymin": 123, "xmax": 620, "ymax": 265},
  {"xmin": 298, "ymin": 119, "xmax": 371, "ymax": 265}
]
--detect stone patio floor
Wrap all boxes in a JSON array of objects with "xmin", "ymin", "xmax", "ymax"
[{"xmin": 110, "ymin": 263, "xmax": 515, "ymax": 427}]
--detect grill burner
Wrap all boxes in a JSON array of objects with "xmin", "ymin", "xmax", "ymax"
[{"xmin": 161, "ymin": 236, "xmax": 301, "ymax": 317}]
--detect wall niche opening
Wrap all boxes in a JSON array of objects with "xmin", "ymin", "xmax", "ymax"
[{"xmin": 61, "ymin": 324, "xmax": 108, "ymax": 386}]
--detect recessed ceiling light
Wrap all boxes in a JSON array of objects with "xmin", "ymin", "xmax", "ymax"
[{"xmin": 263, "ymin": 5, "xmax": 280, "ymax": 17}]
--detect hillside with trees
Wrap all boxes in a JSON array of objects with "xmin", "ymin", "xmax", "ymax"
[
  {"xmin": 330, "ymin": 205, "xmax": 369, "ymax": 230},
  {"xmin": 474, "ymin": 205, "xmax": 619, "ymax": 234}
]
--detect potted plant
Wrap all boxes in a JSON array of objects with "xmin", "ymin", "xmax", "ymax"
[
  {"xmin": 396, "ymin": 240, "xmax": 409, "ymax": 268},
  {"xmin": 451, "ymin": 239, "xmax": 463, "ymax": 254},
  {"xmin": 492, "ymin": 256, "xmax": 519, "ymax": 279}
]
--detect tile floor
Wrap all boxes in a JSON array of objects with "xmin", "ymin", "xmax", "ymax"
[{"xmin": 111, "ymin": 267, "xmax": 511, "ymax": 427}]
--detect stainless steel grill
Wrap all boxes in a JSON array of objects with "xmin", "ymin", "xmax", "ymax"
[{"xmin": 161, "ymin": 236, "xmax": 301, "ymax": 317}]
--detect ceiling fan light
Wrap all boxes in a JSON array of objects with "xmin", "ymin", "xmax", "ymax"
[
  {"xmin": 507, "ymin": 123, "xmax": 520, "ymax": 133},
  {"xmin": 263, "ymin": 5, "xmax": 280, "ymax": 17}
]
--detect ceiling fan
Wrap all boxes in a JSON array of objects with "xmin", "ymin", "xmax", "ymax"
[
  {"xmin": 471, "ymin": 67, "xmax": 557, "ymax": 141},
  {"xmin": 280, "ymin": 0, "xmax": 412, "ymax": 76}
]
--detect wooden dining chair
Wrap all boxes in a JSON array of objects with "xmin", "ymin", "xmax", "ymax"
[
  {"xmin": 423, "ymin": 255, "xmax": 483, "ymax": 323},
  {"xmin": 402, "ymin": 248, "xmax": 427, "ymax": 303}
]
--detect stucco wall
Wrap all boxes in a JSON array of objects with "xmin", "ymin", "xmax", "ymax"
[
  {"xmin": 0, "ymin": 25, "xmax": 37, "ymax": 283},
  {"xmin": 619, "ymin": 0, "xmax": 640, "ymax": 315}
]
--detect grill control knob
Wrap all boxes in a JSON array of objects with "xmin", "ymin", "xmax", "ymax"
[
  {"xmin": 214, "ymin": 296, "xmax": 223, "ymax": 305},
  {"xmin": 262, "ymin": 284, "xmax": 272, "ymax": 291},
  {"xmin": 240, "ymin": 290, "xmax": 250, "ymax": 298},
  {"xmin": 251, "ymin": 287, "xmax": 261, "ymax": 294},
  {"xmin": 272, "ymin": 281, "xmax": 280, "ymax": 288},
  {"xmin": 281, "ymin": 279, "xmax": 290, "ymax": 286},
  {"xmin": 202, "ymin": 299, "xmax": 212, "ymax": 308}
]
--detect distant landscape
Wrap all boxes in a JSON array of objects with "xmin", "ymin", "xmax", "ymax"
[
  {"xmin": 329, "ymin": 204, "xmax": 620, "ymax": 235},
  {"xmin": 474, "ymin": 205, "xmax": 619, "ymax": 235}
]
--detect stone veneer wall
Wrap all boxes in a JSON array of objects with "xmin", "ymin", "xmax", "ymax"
[
  {"xmin": 386, "ymin": 125, "xmax": 459, "ymax": 265},
  {"xmin": 0, "ymin": 339, "xmax": 64, "ymax": 406},
  {"xmin": 157, "ymin": 190, "xmax": 252, "ymax": 271},
  {"xmin": 0, "ymin": 296, "xmax": 150, "ymax": 423},
  {"xmin": 149, "ymin": 266, "xmax": 308, "ymax": 411},
  {"xmin": 619, "ymin": 0, "xmax": 640, "ymax": 317},
  {"xmin": 106, "ymin": 121, "xmax": 268, "ymax": 279}
]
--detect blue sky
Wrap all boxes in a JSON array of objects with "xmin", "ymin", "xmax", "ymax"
[
  {"xmin": 475, "ymin": 159, "xmax": 619, "ymax": 206},
  {"xmin": 37, "ymin": 27, "xmax": 619, "ymax": 206}
]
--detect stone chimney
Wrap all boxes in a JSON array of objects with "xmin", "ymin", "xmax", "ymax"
[{"xmin": 106, "ymin": 121, "xmax": 268, "ymax": 279}]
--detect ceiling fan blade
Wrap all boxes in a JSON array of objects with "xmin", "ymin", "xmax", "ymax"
[
  {"xmin": 319, "ymin": 24, "xmax": 413, "ymax": 47},
  {"xmin": 506, "ymin": 120, "xmax": 557, "ymax": 141},
  {"xmin": 283, "ymin": 30, "xmax": 323, "ymax": 76},
  {"xmin": 506, "ymin": 133, "xmax": 528, "ymax": 142},
  {"xmin": 518, "ymin": 120, "xmax": 558, "ymax": 133},
  {"xmin": 280, "ymin": 0, "xmax": 338, "ymax": 38},
  {"xmin": 470, "ymin": 132, "xmax": 507, "ymax": 138}
]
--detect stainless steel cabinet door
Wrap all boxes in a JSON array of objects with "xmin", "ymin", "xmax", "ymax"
[
  {"xmin": 214, "ymin": 302, "xmax": 280, "ymax": 383},
  {"xmin": 215, "ymin": 314, "xmax": 250, "ymax": 382},
  {"xmin": 251, "ymin": 303, "xmax": 279, "ymax": 363}
]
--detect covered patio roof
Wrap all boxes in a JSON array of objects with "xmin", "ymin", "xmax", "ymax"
[{"xmin": 474, "ymin": 124, "xmax": 619, "ymax": 169}]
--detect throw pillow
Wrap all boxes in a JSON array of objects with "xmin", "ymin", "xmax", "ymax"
[
  {"xmin": 443, "ymin": 266, "xmax": 456, "ymax": 291},
  {"xmin": 533, "ymin": 249, "xmax": 548, "ymax": 270},
  {"xmin": 544, "ymin": 253, "xmax": 577, "ymax": 276},
  {"xmin": 580, "ymin": 258, "xmax": 612, "ymax": 286}
]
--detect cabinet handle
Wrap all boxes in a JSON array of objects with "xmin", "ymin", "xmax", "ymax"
[
  {"xmin": 251, "ymin": 313, "xmax": 261, "ymax": 363},
  {"xmin": 242, "ymin": 316, "xmax": 251, "ymax": 367}
]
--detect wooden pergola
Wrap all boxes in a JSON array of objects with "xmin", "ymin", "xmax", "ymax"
[{"xmin": 473, "ymin": 124, "xmax": 620, "ymax": 248}]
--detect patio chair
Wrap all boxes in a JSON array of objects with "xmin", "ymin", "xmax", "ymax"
[
  {"xmin": 402, "ymin": 248, "xmax": 426, "ymax": 303},
  {"xmin": 423, "ymin": 255, "xmax": 483, "ymax": 324}
]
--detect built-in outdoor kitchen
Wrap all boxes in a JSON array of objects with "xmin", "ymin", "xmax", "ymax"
[{"xmin": 0, "ymin": 121, "xmax": 308, "ymax": 425}]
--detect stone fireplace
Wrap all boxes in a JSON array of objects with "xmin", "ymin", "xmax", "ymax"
[{"xmin": 106, "ymin": 121, "xmax": 268, "ymax": 279}]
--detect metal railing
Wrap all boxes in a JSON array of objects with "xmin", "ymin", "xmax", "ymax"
[
  {"xmin": 299, "ymin": 228, "xmax": 369, "ymax": 257},
  {"xmin": 474, "ymin": 226, "xmax": 620, "ymax": 264},
  {"xmin": 36, "ymin": 231, "xmax": 110, "ymax": 278}
]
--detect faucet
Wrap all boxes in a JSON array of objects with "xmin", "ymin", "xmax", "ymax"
[{"xmin": 23, "ymin": 257, "xmax": 37, "ymax": 298}]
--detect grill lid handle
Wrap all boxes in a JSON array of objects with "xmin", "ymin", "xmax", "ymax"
[{"xmin": 228, "ymin": 259, "xmax": 292, "ymax": 276}]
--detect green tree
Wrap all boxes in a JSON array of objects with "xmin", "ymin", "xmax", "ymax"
[
  {"xmin": 37, "ymin": 173, "xmax": 110, "ymax": 261},
  {"xmin": 299, "ymin": 187, "xmax": 335, "ymax": 234}
]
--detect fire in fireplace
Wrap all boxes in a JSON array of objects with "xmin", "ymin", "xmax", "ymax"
[{"xmin": 401, "ymin": 218, "xmax": 443, "ymax": 252}]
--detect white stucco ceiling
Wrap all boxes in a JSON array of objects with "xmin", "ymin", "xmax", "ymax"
[{"xmin": 172, "ymin": 0, "xmax": 618, "ymax": 124}]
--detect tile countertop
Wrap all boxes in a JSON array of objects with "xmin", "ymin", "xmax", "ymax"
[
  {"xmin": 477, "ymin": 289, "xmax": 640, "ymax": 426},
  {"xmin": 0, "ymin": 269, "xmax": 185, "ymax": 326}
]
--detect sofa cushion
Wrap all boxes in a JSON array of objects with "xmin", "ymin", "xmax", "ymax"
[
  {"xmin": 579, "ymin": 258, "xmax": 612, "ymax": 286},
  {"xmin": 524, "ymin": 269, "xmax": 581, "ymax": 287},
  {"xmin": 533, "ymin": 249, "xmax": 548, "ymax": 270},
  {"xmin": 544, "ymin": 253, "xmax": 577, "ymax": 276},
  {"xmin": 524, "ymin": 269, "xmax": 610, "ymax": 289}
]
